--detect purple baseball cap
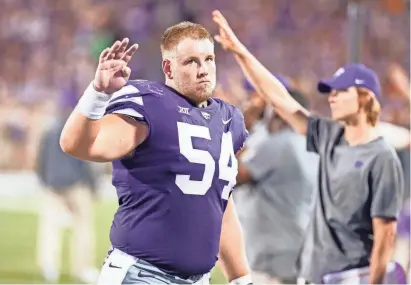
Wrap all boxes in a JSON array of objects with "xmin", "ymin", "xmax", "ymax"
[
  {"xmin": 318, "ymin": 63, "xmax": 381, "ymax": 98},
  {"xmin": 244, "ymin": 74, "xmax": 291, "ymax": 92}
]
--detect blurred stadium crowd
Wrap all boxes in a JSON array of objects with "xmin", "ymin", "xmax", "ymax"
[{"xmin": 0, "ymin": 0, "xmax": 409, "ymax": 283}]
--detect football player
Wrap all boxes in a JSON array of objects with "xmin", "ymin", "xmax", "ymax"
[{"xmin": 60, "ymin": 22, "xmax": 252, "ymax": 285}]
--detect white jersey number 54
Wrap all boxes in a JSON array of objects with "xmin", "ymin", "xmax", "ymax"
[{"xmin": 176, "ymin": 122, "xmax": 237, "ymax": 200}]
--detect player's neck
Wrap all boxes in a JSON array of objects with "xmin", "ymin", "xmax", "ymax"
[{"xmin": 343, "ymin": 117, "xmax": 377, "ymax": 146}]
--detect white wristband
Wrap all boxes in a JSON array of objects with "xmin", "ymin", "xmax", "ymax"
[
  {"xmin": 77, "ymin": 81, "xmax": 111, "ymax": 120},
  {"xmin": 230, "ymin": 274, "xmax": 253, "ymax": 285}
]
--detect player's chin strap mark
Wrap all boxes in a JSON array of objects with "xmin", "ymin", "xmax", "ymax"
[
  {"xmin": 230, "ymin": 274, "xmax": 253, "ymax": 285},
  {"xmin": 77, "ymin": 81, "xmax": 111, "ymax": 120}
]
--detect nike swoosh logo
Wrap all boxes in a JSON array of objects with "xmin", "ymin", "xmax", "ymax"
[
  {"xmin": 355, "ymin": 79, "xmax": 364, "ymax": 84},
  {"xmin": 108, "ymin": 262, "xmax": 122, "ymax": 269},
  {"xmin": 222, "ymin": 118, "xmax": 232, "ymax": 125}
]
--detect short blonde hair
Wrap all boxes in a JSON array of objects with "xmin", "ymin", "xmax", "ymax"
[
  {"xmin": 160, "ymin": 21, "xmax": 214, "ymax": 53},
  {"xmin": 357, "ymin": 87, "xmax": 381, "ymax": 127}
]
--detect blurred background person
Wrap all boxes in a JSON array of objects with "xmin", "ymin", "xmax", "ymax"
[
  {"xmin": 35, "ymin": 99, "xmax": 99, "ymax": 284},
  {"xmin": 241, "ymin": 76, "xmax": 292, "ymax": 151},
  {"xmin": 376, "ymin": 62, "xmax": 411, "ymax": 280},
  {"xmin": 234, "ymin": 88, "xmax": 319, "ymax": 284}
]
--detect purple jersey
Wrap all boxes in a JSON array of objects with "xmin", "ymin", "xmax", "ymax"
[{"xmin": 104, "ymin": 80, "xmax": 248, "ymax": 278}]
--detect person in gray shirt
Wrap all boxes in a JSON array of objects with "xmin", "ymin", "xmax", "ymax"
[
  {"xmin": 235, "ymin": 89, "xmax": 318, "ymax": 284},
  {"xmin": 212, "ymin": 11, "xmax": 405, "ymax": 284},
  {"xmin": 36, "ymin": 112, "xmax": 99, "ymax": 284}
]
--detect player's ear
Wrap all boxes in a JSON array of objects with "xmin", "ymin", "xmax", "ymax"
[{"xmin": 162, "ymin": 59, "xmax": 173, "ymax": 79}]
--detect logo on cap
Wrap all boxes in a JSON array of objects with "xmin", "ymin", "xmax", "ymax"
[{"xmin": 333, "ymin": 68, "xmax": 345, "ymax": 77}]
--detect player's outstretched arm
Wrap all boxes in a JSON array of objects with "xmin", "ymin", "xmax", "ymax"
[
  {"xmin": 212, "ymin": 10, "xmax": 309, "ymax": 135},
  {"xmin": 60, "ymin": 39, "xmax": 148, "ymax": 162}
]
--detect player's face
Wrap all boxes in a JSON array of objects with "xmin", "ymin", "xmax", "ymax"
[
  {"xmin": 172, "ymin": 38, "xmax": 216, "ymax": 105},
  {"xmin": 328, "ymin": 87, "xmax": 360, "ymax": 121}
]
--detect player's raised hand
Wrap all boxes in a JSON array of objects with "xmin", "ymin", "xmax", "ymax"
[
  {"xmin": 94, "ymin": 38, "xmax": 139, "ymax": 94},
  {"xmin": 212, "ymin": 10, "xmax": 246, "ymax": 55}
]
